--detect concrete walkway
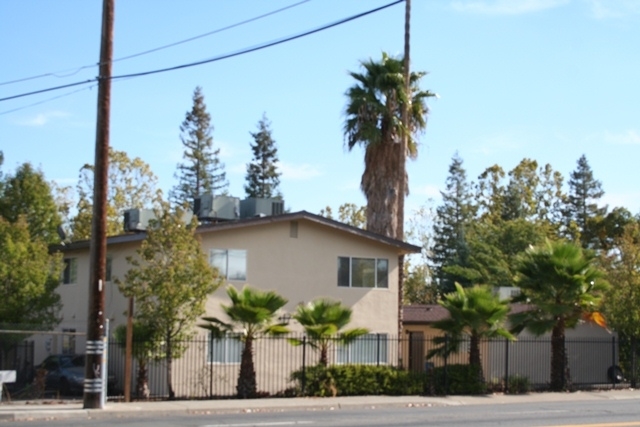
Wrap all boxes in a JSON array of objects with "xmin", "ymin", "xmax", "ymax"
[{"xmin": 1, "ymin": 389, "xmax": 639, "ymax": 422}]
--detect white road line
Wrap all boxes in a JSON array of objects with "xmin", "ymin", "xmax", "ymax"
[{"xmin": 201, "ymin": 422, "xmax": 314, "ymax": 427}]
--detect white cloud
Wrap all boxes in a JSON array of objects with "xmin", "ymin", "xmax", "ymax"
[
  {"xmin": 279, "ymin": 162, "xmax": 323, "ymax": 180},
  {"xmin": 602, "ymin": 129, "xmax": 640, "ymax": 145},
  {"xmin": 587, "ymin": 0, "xmax": 640, "ymax": 20},
  {"xmin": 17, "ymin": 110, "xmax": 70, "ymax": 127},
  {"xmin": 413, "ymin": 184, "xmax": 441, "ymax": 198},
  {"xmin": 451, "ymin": 0, "xmax": 569, "ymax": 15},
  {"xmin": 471, "ymin": 132, "xmax": 524, "ymax": 155}
]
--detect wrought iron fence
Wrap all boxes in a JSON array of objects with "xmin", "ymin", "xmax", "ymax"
[{"xmin": 104, "ymin": 333, "xmax": 631, "ymax": 400}]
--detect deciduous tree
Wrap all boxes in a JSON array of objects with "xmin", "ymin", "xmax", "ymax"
[{"xmin": 117, "ymin": 202, "xmax": 222, "ymax": 399}]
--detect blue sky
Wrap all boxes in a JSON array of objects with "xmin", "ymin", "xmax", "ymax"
[{"xmin": 2, "ymin": 0, "xmax": 639, "ymax": 228}]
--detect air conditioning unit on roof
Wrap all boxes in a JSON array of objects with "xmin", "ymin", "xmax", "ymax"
[
  {"xmin": 240, "ymin": 198, "xmax": 285, "ymax": 218},
  {"xmin": 193, "ymin": 194, "xmax": 240, "ymax": 221},
  {"xmin": 123, "ymin": 208, "xmax": 156, "ymax": 232}
]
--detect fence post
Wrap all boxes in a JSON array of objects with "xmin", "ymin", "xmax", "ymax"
[
  {"xmin": 504, "ymin": 337, "xmax": 510, "ymax": 394},
  {"xmin": 632, "ymin": 337, "xmax": 637, "ymax": 389},
  {"xmin": 444, "ymin": 334, "xmax": 449, "ymax": 396},
  {"xmin": 209, "ymin": 330, "xmax": 213, "ymax": 398},
  {"xmin": 301, "ymin": 336, "xmax": 307, "ymax": 396},
  {"xmin": 612, "ymin": 336, "xmax": 617, "ymax": 389},
  {"xmin": 376, "ymin": 334, "xmax": 381, "ymax": 367}
]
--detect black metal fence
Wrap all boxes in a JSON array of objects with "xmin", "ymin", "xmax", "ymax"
[{"xmin": 103, "ymin": 333, "xmax": 632, "ymax": 400}]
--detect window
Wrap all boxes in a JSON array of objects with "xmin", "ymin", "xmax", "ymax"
[
  {"xmin": 62, "ymin": 258, "xmax": 77, "ymax": 284},
  {"xmin": 62, "ymin": 329, "xmax": 76, "ymax": 355},
  {"xmin": 337, "ymin": 257, "xmax": 388, "ymax": 288},
  {"xmin": 106, "ymin": 257, "xmax": 112, "ymax": 282},
  {"xmin": 207, "ymin": 333, "xmax": 243, "ymax": 364},
  {"xmin": 210, "ymin": 249, "xmax": 247, "ymax": 281},
  {"xmin": 337, "ymin": 334, "xmax": 388, "ymax": 364}
]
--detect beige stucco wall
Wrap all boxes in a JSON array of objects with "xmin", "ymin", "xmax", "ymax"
[
  {"xmin": 200, "ymin": 218, "xmax": 400, "ymax": 336},
  {"xmin": 43, "ymin": 217, "xmax": 403, "ymax": 367}
]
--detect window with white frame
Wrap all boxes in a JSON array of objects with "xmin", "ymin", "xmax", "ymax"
[
  {"xmin": 207, "ymin": 333, "xmax": 243, "ymax": 364},
  {"xmin": 337, "ymin": 257, "xmax": 388, "ymax": 288},
  {"xmin": 210, "ymin": 249, "xmax": 247, "ymax": 281},
  {"xmin": 337, "ymin": 333, "xmax": 388, "ymax": 364},
  {"xmin": 62, "ymin": 258, "xmax": 78, "ymax": 285}
]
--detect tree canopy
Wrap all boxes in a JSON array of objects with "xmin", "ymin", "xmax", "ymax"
[{"xmin": 244, "ymin": 114, "xmax": 281, "ymax": 199}]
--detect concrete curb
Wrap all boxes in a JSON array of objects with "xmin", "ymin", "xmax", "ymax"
[{"xmin": 2, "ymin": 390, "xmax": 639, "ymax": 422}]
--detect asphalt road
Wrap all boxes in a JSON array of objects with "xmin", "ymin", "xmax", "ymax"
[{"xmin": 7, "ymin": 398, "xmax": 640, "ymax": 427}]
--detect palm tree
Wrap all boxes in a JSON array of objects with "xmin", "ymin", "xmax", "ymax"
[
  {"xmin": 289, "ymin": 298, "xmax": 368, "ymax": 366},
  {"xmin": 512, "ymin": 240, "xmax": 608, "ymax": 391},
  {"xmin": 344, "ymin": 52, "xmax": 434, "ymax": 237},
  {"xmin": 199, "ymin": 285, "xmax": 289, "ymax": 398},
  {"xmin": 427, "ymin": 283, "xmax": 514, "ymax": 380}
]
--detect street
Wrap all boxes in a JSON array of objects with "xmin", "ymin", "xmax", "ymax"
[{"xmin": 6, "ymin": 397, "xmax": 640, "ymax": 427}]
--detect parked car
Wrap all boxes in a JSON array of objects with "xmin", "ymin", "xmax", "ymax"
[{"xmin": 37, "ymin": 354, "xmax": 117, "ymax": 395}]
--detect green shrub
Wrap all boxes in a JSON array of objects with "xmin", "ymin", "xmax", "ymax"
[
  {"xmin": 290, "ymin": 364, "xmax": 426, "ymax": 397},
  {"xmin": 506, "ymin": 375, "xmax": 530, "ymax": 394}
]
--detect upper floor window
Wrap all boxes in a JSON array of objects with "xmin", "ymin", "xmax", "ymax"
[
  {"xmin": 62, "ymin": 258, "xmax": 77, "ymax": 285},
  {"xmin": 210, "ymin": 249, "xmax": 247, "ymax": 281},
  {"xmin": 337, "ymin": 257, "xmax": 388, "ymax": 288}
]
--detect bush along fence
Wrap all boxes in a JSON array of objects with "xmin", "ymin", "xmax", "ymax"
[{"xmin": 1, "ymin": 333, "xmax": 635, "ymax": 400}]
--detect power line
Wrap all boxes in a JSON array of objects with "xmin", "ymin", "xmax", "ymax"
[
  {"xmin": 0, "ymin": 0, "xmax": 311, "ymax": 87},
  {"xmin": 0, "ymin": 0, "xmax": 403, "ymax": 104},
  {"xmin": 0, "ymin": 85, "xmax": 97, "ymax": 115},
  {"xmin": 111, "ymin": 0, "xmax": 403, "ymax": 82}
]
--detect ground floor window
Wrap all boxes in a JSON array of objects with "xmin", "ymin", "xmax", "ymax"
[
  {"xmin": 207, "ymin": 333, "xmax": 243, "ymax": 364},
  {"xmin": 337, "ymin": 333, "xmax": 388, "ymax": 364}
]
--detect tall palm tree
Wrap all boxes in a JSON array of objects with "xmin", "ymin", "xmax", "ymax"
[
  {"xmin": 289, "ymin": 298, "xmax": 368, "ymax": 366},
  {"xmin": 200, "ymin": 285, "xmax": 289, "ymax": 398},
  {"xmin": 344, "ymin": 52, "xmax": 434, "ymax": 238},
  {"xmin": 428, "ymin": 283, "xmax": 514, "ymax": 380},
  {"xmin": 512, "ymin": 240, "xmax": 608, "ymax": 391}
]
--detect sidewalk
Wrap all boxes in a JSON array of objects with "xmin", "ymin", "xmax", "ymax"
[{"xmin": 2, "ymin": 389, "xmax": 639, "ymax": 422}]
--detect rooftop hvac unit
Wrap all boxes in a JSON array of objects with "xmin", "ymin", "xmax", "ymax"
[
  {"xmin": 193, "ymin": 194, "xmax": 240, "ymax": 220},
  {"xmin": 240, "ymin": 198, "xmax": 285, "ymax": 218},
  {"xmin": 123, "ymin": 209, "xmax": 156, "ymax": 232}
]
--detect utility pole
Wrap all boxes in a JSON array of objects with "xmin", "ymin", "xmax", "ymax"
[
  {"xmin": 83, "ymin": 0, "xmax": 114, "ymax": 410},
  {"xmin": 397, "ymin": 0, "xmax": 411, "ymax": 354}
]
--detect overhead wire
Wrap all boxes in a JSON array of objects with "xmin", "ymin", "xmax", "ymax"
[
  {"xmin": 0, "ymin": 0, "xmax": 404, "ymax": 104},
  {"xmin": 0, "ymin": 0, "xmax": 311, "ymax": 87}
]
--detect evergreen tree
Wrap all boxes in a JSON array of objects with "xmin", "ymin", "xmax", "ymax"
[
  {"xmin": 430, "ymin": 154, "xmax": 476, "ymax": 293},
  {"xmin": 563, "ymin": 154, "xmax": 606, "ymax": 248},
  {"xmin": 244, "ymin": 114, "xmax": 281, "ymax": 199},
  {"xmin": 170, "ymin": 87, "xmax": 228, "ymax": 208}
]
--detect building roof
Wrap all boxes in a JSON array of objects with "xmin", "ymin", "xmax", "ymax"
[
  {"xmin": 402, "ymin": 303, "xmax": 534, "ymax": 324},
  {"xmin": 52, "ymin": 210, "xmax": 422, "ymax": 255}
]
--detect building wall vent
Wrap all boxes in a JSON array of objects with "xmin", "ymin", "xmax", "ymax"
[
  {"xmin": 240, "ymin": 198, "xmax": 285, "ymax": 218},
  {"xmin": 123, "ymin": 209, "xmax": 156, "ymax": 232},
  {"xmin": 194, "ymin": 194, "xmax": 240, "ymax": 221}
]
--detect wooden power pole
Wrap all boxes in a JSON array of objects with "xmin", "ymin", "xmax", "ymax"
[
  {"xmin": 83, "ymin": 0, "xmax": 114, "ymax": 410},
  {"xmin": 397, "ymin": 0, "xmax": 411, "ymax": 352}
]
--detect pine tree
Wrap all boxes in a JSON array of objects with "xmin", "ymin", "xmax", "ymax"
[
  {"xmin": 430, "ymin": 154, "xmax": 477, "ymax": 293},
  {"xmin": 170, "ymin": 87, "xmax": 228, "ymax": 209},
  {"xmin": 563, "ymin": 154, "xmax": 605, "ymax": 248},
  {"xmin": 244, "ymin": 114, "xmax": 281, "ymax": 199}
]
